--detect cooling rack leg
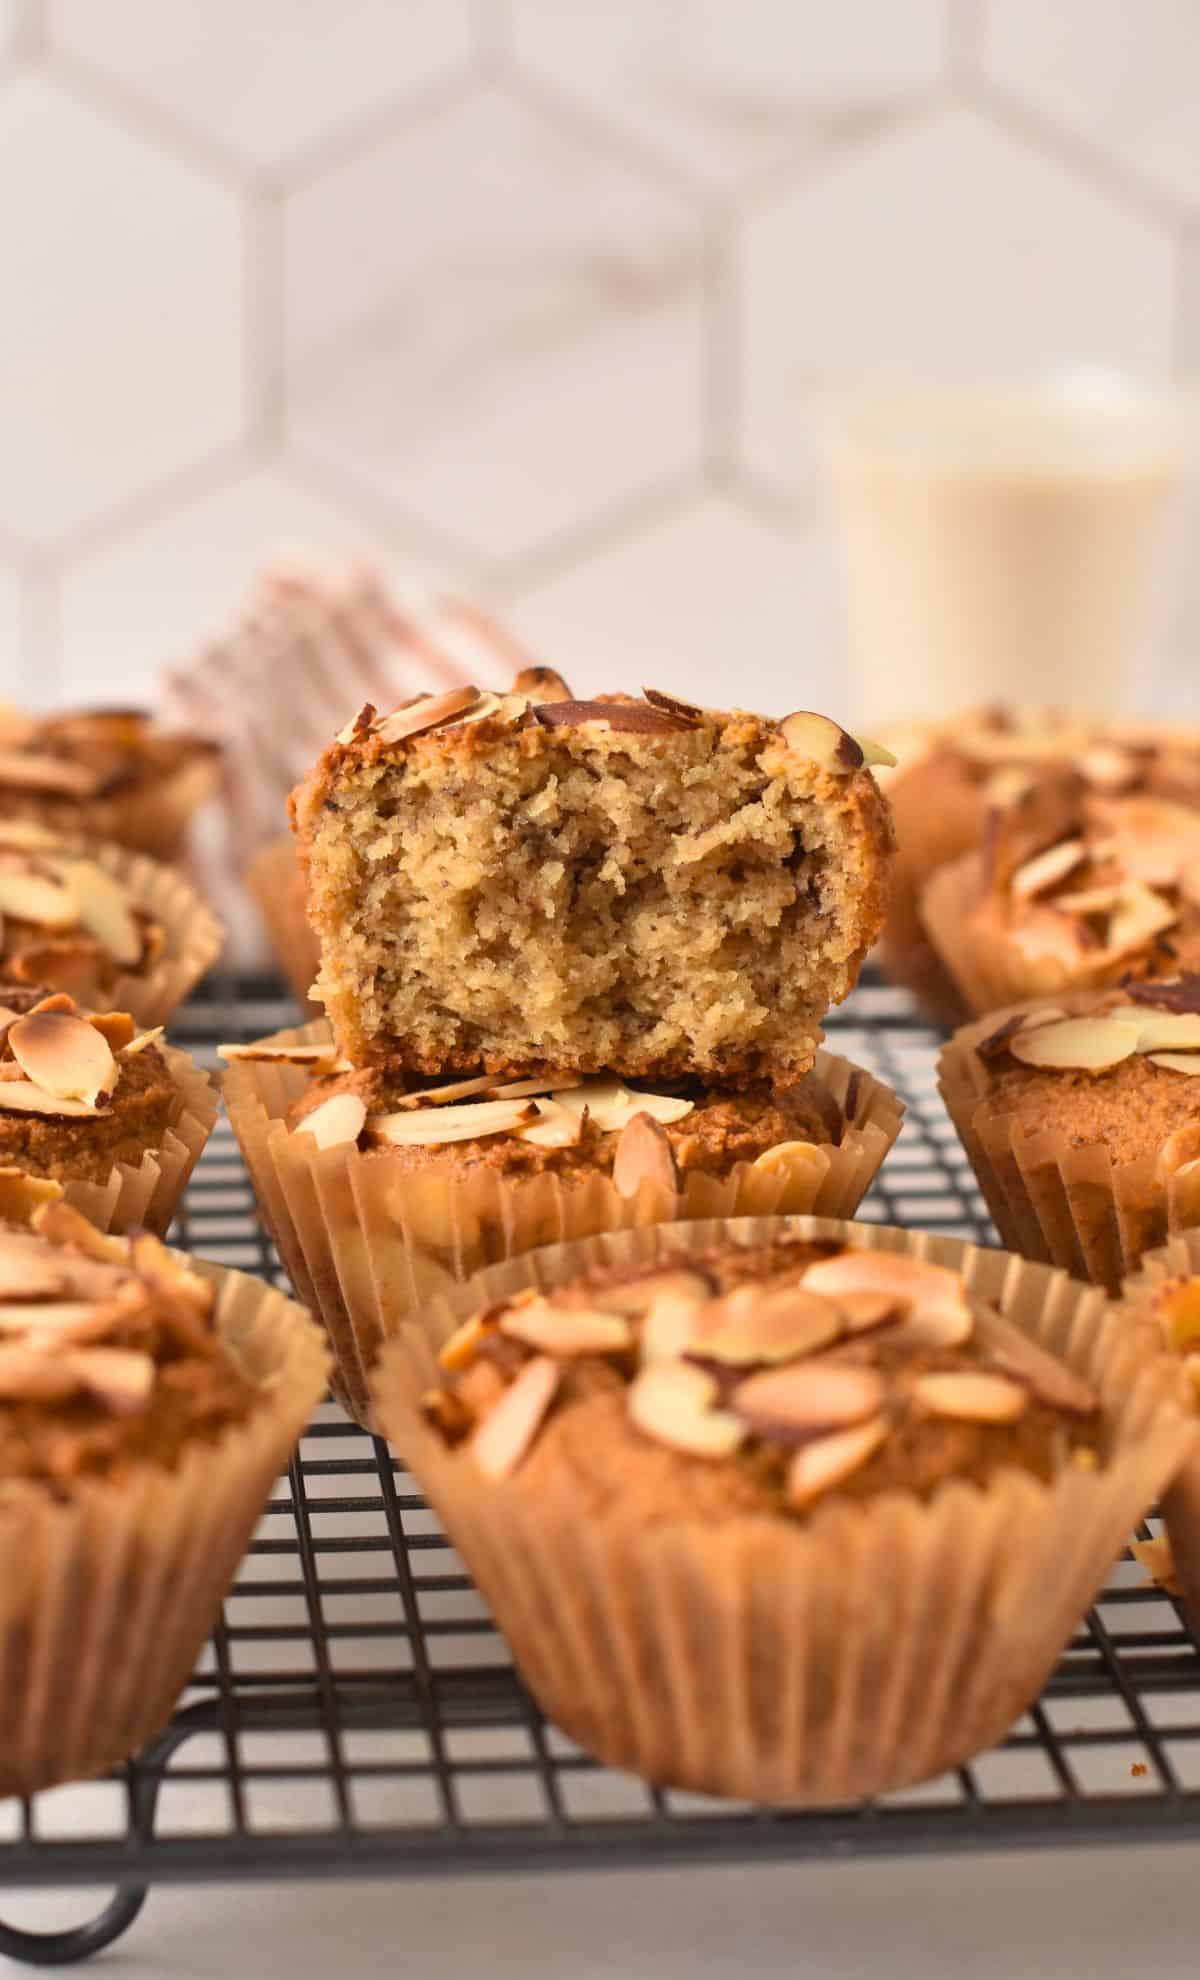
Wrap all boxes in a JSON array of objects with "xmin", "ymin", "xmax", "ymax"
[{"xmin": 0, "ymin": 1885, "xmax": 149, "ymax": 1968}]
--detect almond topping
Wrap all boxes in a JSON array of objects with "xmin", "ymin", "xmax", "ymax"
[
  {"xmin": 66, "ymin": 1346, "xmax": 155, "ymax": 1414},
  {"xmin": 296, "ymin": 1091, "xmax": 367, "ymax": 1150},
  {"xmin": 554, "ymin": 1080, "xmax": 693, "ymax": 1133},
  {"xmin": 218, "ymin": 1042, "xmax": 334, "ymax": 1066},
  {"xmin": 1147, "ymin": 1052, "xmax": 1200, "ymax": 1076},
  {"xmin": 836, "ymin": 1291, "xmax": 904, "ymax": 1335},
  {"xmin": 533, "ymin": 698, "xmax": 692, "ymax": 735},
  {"xmin": 0, "ymin": 1347, "xmax": 83, "ymax": 1402},
  {"xmin": 641, "ymin": 1280, "xmax": 713, "ymax": 1363},
  {"xmin": 0, "ymin": 1299, "xmax": 109, "ymax": 1337},
  {"xmin": 612, "ymin": 1111, "xmax": 679, "ymax": 1199},
  {"xmin": 1129, "ymin": 1013, "xmax": 1200, "ymax": 1051},
  {"xmin": 9, "ymin": 1011, "xmax": 116, "ymax": 1106},
  {"xmin": 1053, "ymin": 881, "xmax": 1177, "ymax": 956},
  {"xmin": 1010, "ymin": 838, "xmax": 1086, "ymax": 899},
  {"xmin": 687, "ymin": 1284, "xmax": 843, "ymax": 1366},
  {"xmin": 785, "ymin": 1416, "xmax": 888, "ymax": 1509},
  {"xmin": 88, "ymin": 1010, "xmax": 136, "ymax": 1052},
  {"xmin": 733, "ymin": 1363, "xmax": 885, "ymax": 1438},
  {"xmin": 970, "ymin": 1308, "xmax": 1097, "ymax": 1413},
  {"xmin": 366, "ymin": 1098, "xmax": 538, "ymax": 1146},
  {"xmin": 499, "ymin": 1301, "xmax": 633, "ymax": 1356},
  {"xmin": 512, "ymin": 666, "xmax": 572, "ymax": 703},
  {"xmin": 779, "ymin": 711, "xmax": 864, "ymax": 773},
  {"xmin": 471, "ymin": 1355, "xmax": 561, "ymax": 1479},
  {"xmin": 0, "ymin": 1081, "xmax": 105, "ymax": 1119},
  {"xmin": 32, "ymin": 1200, "xmax": 127, "ymax": 1261},
  {"xmin": 0, "ymin": 1239, "xmax": 67, "ymax": 1299},
  {"xmin": 0, "ymin": 1168, "xmax": 63, "ymax": 1225},
  {"xmin": 752, "ymin": 1140, "xmax": 829, "ymax": 1183},
  {"xmin": 516, "ymin": 1097, "xmax": 585, "ymax": 1148},
  {"xmin": 0, "ymin": 750, "xmax": 101, "ymax": 797},
  {"xmin": 595, "ymin": 1268, "xmax": 713, "ymax": 1318},
  {"xmin": 643, "ymin": 686, "xmax": 704, "ymax": 723},
  {"xmin": 628, "ymin": 1360, "xmax": 744, "ymax": 1459},
  {"xmin": 912, "ymin": 1371, "xmax": 1028, "ymax": 1423},
  {"xmin": 53, "ymin": 859, "xmax": 142, "ymax": 967},
  {"xmin": 801, "ymin": 1252, "xmax": 973, "ymax": 1347},
  {"xmin": 854, "ymin": 735, "xmax": 898, "ymax": 769},
  {"xmin": 1079, "ymin": 744, "xmax": 1136, "ymax": 792},
  {"xmin": 1008, "ymin": 1016, "xmax": 1141, "ymax": 1072},
  {"xmin": 122, "ymin": 1027, "xmax": 164, "ymax": 1056},
  {"xmin": 336, "ymin": 703, "xmax": 376, "ymax": 746},
  {"xmin": 374, "ymin": 686, "xmax": 482, "ymax": 745},
  {"xmin": 0, "ymin": 866, "xmax": 78, "ymax": 930}
]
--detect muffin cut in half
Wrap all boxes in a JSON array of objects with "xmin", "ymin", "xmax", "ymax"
[{"xmin": 291, "ymin": 688, "xmax": 893, "ymax": 1086}]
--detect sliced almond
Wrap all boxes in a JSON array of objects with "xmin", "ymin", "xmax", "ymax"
[
  {"xmin": 7, "ymin": 941, "xmax": 105, "ymax": 995},
  {"xmin": 438, "ymin": 1310, "xmax": 496, "ymax": 1373},
  {"xmin": 785, "ymin": 1416, "xmax": 888, "ymax": 1509},
  {"xmin": 533, "ymin": 698, "xmax": 691, "ymax": 735},
  {"xmin": 641, "ymin": 1280, "xmax": 714, "ymax": 1363},
  {"xmin": 854, "ymin": 734, "xmax": 898, "ymax": 769},
  {"xmin": 296, "ymin": 1091, "xmax": 366, "ymax": 1150},
  {"xmin": 1010, "ymin": 838, "xmax": 1086, "ymax": 899},
  {"xmin": 596, "ymin": 1267, "xmax": 713, "ymax": 1319},
  {"xmin": 0, "ymin": 1168, "xmax": 62, "ymax": 1225},
  {"xmin": 0, "ymin": 750, "xmax": 101, "ymax": 797},
  {"xmin": 0, "ymin": 1346, "xmax": 83, "ymax": 1402},
  {"xmin": 453, "ymin": 691, "xmax": 530, "ymax": 727},
  {"xmin": 555, "ymin": 1080, "xmax": 693, "ymax": 1133},
  {"xmin": 1148, "ymin": 1052, "xmax": 1200, "ymax": 1075},
  {"xmin": 912, "ymin": 1370, "xmax": 1028, "ymax": 1423},
  {"xmin": 1053, "ymin": 881, "xmax": 1177, "ymax": 956},
  {"xmin": 779, "ymin": 711, "xmax": 864, "ymax": 774},
  {"xmin": 628, "ymin": 1359, "xmax": 744, "ymax": 1459},
  {"xmin": 9, "ymin": 1011, "xmax": 116, "ymax": 1106},
  {"xmin": 516, "ymin": 1097, "xmax": 585, "ymax": 1148},
  {"xmin": 0, "ymin": 1080, "xmax": 105, "ymax": 1118},
  {"xmin": 733, "ymin": 1362, "xmax": 884, "ymax": 1438},
  {"xmin": 0, "ymin": 1298, "xmax": 107, "ymax": 1336},
  {"xmin": 31, "ymin": 1199, "xmax": 128, "ymax": 1262},
  {"xmin": 499, "ymin": 1301, "xmax": 633, "ymax": 1356},
  {"xmin": 53, "ymin": 860, "xmax": 142, "ymax": 967},
  {"xmin": 367, "ymin": 1098, "xmax": 538, "ymax": 1146},
  {"xmin": 752, "ymin": 1140, "xmax": 829, "ymax": 1185},
  {"xmin": 1008, "ymin": 1016, "xmax": 1141, "ymax": 1072},
  {"xmin": 801, "ymin": 1252, "xmax": 973, "ymax": 1347},
  {"xmin": 87, "ymin": 1010, "xmax": 136, "ymax": 1052},
  {"xmin": 0, "ymin": 1236, "xmax": 67, "ymax": 1299},
  {"xmin": 471, "ymin": 1355, "xmax": 561, "ymax": 1479},
  {"xmin": 1130, "ymin": 1013, "xmax": 1200, "ymax": 1051},
  {"xmin": 612, "ymin": 1112, "xmax": 679, "ymax": 1199},
  {"xmin": 374, "ymin": 687, "xmax": 481, "ymax": 745},
  {"xmin": 1079, "ymin": 743, "xmax": 1136, "ymax": 792},
  {"xmin": 0, "ymin": 865, "xmax": 78, "ymax": 930},
  {"xmin": 397, "ymin": 1072, "xmax": 577, "ymax": 1109},
  {"xmin": 122, "ymin": 1026, "xmax": 164, "ymax": 1057},
  {"xmin": 218, "ymin": 1042, "xmax": 334, "ymax": 1066},
  {"xmin": 65, "ymin": 1345, "xmax": 155, "ymax": 1414},
  {"xmin": 970, "ymin": 1307, "xmax": 1096, "ymax": 1413},
  {"xmin": 688, "ymin": 1284, "xmax": 843, "ymax": 1366},
  {"xmin": 836, "ymin": 1291, "xmax": 904, "ymax": 1335},
  {"xmin": 0, "ymin": 819, "xmax": 59, "ymax": 849},
  {"xmin": 643, "ymin": 686, "xmax": 704, "ymax": 723},
  {"xmin": 336, "ymin": 702, "xmax": 377, "ymax": 745},
  {"xmin": 512, "ymin": 666, "xmax": 572, "ymax": 703}
]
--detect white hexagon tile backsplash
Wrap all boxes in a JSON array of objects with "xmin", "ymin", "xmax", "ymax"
[{"xmin": 0, "ymin": 0, "xmax": 1196, "ymax": 718}]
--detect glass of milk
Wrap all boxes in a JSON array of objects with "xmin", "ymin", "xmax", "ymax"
[{"xmin": 826, "ymin": 371, "xmax": 1185, "ymax": 724}]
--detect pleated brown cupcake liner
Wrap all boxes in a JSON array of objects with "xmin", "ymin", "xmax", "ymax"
[
  {"xmin": 1121, "ymin": 1231, "xmax": 1200, "ymax": 1636},
  {"xmin": 0, "ymin": 1259, "xmax": 328, "ymax": 1798},
  {"xmin": 223, "ymin": 1022, "xmax": 905, "ymax": 1428},
  {"xmin": 39, "ymin": 1043, "xmax": 219, "ymax": 1238},
  {"xmin": 939, "ymin": 1005, "xmax": 1200, "ymax": 1295},
  {"xmin": 245, "ymin": 836, "xmax": 321, "ymax": 1015},
  {"xmin": 370, "ymin": 1213, "xmax": 1194, "ymax": 1806},
  {"xmin": 920, "ymin": 855, "xmax": 1128, "ymax": 1018},
  {"xmin": 30, "ymin": 842, "xmax": 225, "ymax": 1028}
]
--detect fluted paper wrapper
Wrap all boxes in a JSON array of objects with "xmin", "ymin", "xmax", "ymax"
[
  {"xmin": 223, "ymin": 1022, "xmax": 904, "ymax": 1428},
  {"xmin": 90, "ymin": 748, "xmax": 221, "ymax": 866},
  {"xmin": 372, "ymin": 1214, "xmax": 1194, "ymax": 1805},
  {"xmin": 921, "ymin": 855, "xmax": 1129, "ymax": 1018},
  {"xmin": 34, "ymin": 842, "xmax": 224, "ymax": 1027},
  {"xmin": 1123, "ymin": 1231, "xmax": 1200, "ymax": 1636},
  {"xmin": 44, "ymin": 1044, "xmax": 219, "ymax": 1239},
  {"xmin": 0, "ymin": 1259, "xmax": 328, "ymax": 1798},
  {"xmin": 939, "ymin": 1004, "xmax": 1200, "ymax": 1295},
  {"xmin": 245, "ymin": 836, "xmax": 321, "ymax": 1015}
]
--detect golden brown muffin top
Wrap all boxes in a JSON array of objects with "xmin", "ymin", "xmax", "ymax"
[
  {"xmin": 0, "ymin": 819, "xmax": 165, "ymax": 992},
  {"xmin": 0, "ymin": 986, "xmax": 179, "ymax": 1187},
  {"xmin": 962, "ymin": 978, "xmax": 1200, "ymax": 1168},
  {"xmin": 0, "ymin": 705, "xmax": 217, "ymax": 811},
  {"xmin": 0, "ymin": 1201, "xmax": 258, "ymax": 1495},
  {"xmin": 885, "ymin": 705, "xmax": 1200, "ymax": 804},
  {"xmin": 420, "ymin": 1238, "xmax": 1100, "ymax": 1522}
]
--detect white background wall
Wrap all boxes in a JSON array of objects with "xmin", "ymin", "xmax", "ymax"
[{"xmin": 0, "ymin": 0, "xmax": 1197, "ymax": 723}]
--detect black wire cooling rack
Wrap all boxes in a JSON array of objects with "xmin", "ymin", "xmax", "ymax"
[{"xmin": 3, "ymin": 970, "xmax": 1200, "ymax": 1969}]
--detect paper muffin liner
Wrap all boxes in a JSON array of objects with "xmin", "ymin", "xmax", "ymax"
[
  {"xmin": 245, "ymin": 836, "xmax": 321, "ymax": 1015},
  {"xmin": 1121, "ymin": 1231, "xmax": 1200, "ymax": 1636},
  {"xmin": 46, "ymin": 841, "xmax": 225, "ymax": 1028},
  {"xmin": 939, "ymin": 1003, "xmax": 1200, "ymax": 1296},
  {"xmin": 223, "ymin": 1022, "xmax": 905, "ymax": 1428},
  {"xmin": 88, "ymin": 746, "xmax": 221, "ymax": 865},
  {"xmin": 370, "ymin": 1213, "xmax": 1194, "ymax": 1805},
  {"xmin": 0, "ymin": 1257, "xmax": 328, "ymax": 1798},
  {"xmin": 920, "ymin": 854, "xmax": 1129, "ymax": 1018},
  {"xmin": 32, "ymin": 1042, "xmax": 219, "ymax": 1239}
]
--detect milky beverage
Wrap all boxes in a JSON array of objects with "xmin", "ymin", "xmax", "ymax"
[{"xmin": 829, "ymin": 386, "xmax": 1180, "ymax": 725}]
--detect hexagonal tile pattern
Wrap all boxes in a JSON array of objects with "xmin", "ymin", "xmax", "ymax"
[
  {"xmin": 57, "ymin": 468, "xmax": 455, "ymax": 705},
  {"xmin": 504, "ymin": 493, "xmax": 844, "ymax": 718},
  {"xmin": 736, "ymin": 104, "xmax": 1176, "ymax": 500},
  {"xmin": 981, "ymin": 0, "xmax": 1200, "ymax": 212},
  {"xmin": 48, "ymin": 0, "xmax": 476, "ymax": 172},
  {"xmin": 0, "ymin": 74, "xmax": 244, "ymax": 547},
  {"xmin": 509, "ymin": 0, "xmax": 950, "ymax": 189},
  {"xmin": 284, "ymin": 85, "xmax": 707, "ymax": 566}
]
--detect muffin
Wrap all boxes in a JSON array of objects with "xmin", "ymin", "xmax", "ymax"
[
  {"xmin": 0, "ymin": 821, "xmax": 223, "ymax": 1024},
  {"xmin": 921, "ymin": 769, "xmax": 1200, "ymax": 1017},
  {"xmin": 0, "ymin": 703, "xmax": 219, "ymax": 863},
  {"xmin": 0, "ymin": 985, "xmax": 216, "ymax": 1235},
  {"xmin": 0, "ymin": 1200, "xmax": 327, "ymax": 1796},
  {"xmin": 939, "ymin": 978, "xmax": 1200, "ymax": 1292},
  {"xmin": 246, "ymin": 835, "xmax": 321, "ymax": 1015},
  {"xmin": 222, "ymin": 1028, "xmax": 903, "ymax": 1426},
  {"xmin": 371, "ymin": 1214, "xmax": 1192, "ymax": 1804},
  {"xmin": 291, "ymin": 688, "xmax": 893, "ymax": 1083},
  {"xmin": 1122, "ymin": 1237, "xmax": 1200, "ymax": 1630},
  {"xmin": 881, "ymin": 710, "xmax": 1200, "ymax": 1025}
]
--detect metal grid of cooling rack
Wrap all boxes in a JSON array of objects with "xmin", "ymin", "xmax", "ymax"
[{"xmin": 3, "ymin": 971, "xmax": 1200, "ymax": 1968}]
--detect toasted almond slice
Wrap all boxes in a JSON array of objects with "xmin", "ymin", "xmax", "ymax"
[
  {"xmin": 1008, "ymin": 1016, "xmax": 1141, "ymax": 1072},
  {"xmin": 1148, "ymin": 1052, "xmax": 1200, "ymax": 1075},
  {"xmin": 6, "ymin": 940, "xmax": 105, "ymax": 995},
  {"xmin": 970, "ymin": 1307, "xmax": 1097, "ymax": 1413},
  {"xmin": 52, "ymin": 859, "xmax": 142, "ymax": 966},
  {"xmin": 499, "ymin": 1301, "xmax": 633, "ymax": 1356},
  {"xmin": 454, "ymin": 691, "xmax": 530, "ymax": 727},
  {"xmin": 0, "ymin": 865, "xmax": 78, "ymax": 930},
  {"xmin": 733, "ymin": 1362, "xmax": 884, "ymax": 1437},
  {"xmin": 31, "ymin": 1199, "xmax": 128, "ymax": 1262},
  {"xmin": 336, "ymin": 703, "xmax": 376, "ymax": 745},
  {"xmin": 9, "ymin": 1011, "xmax": 116, "ymax": 1105},
  {"xmin": 0, "ymin": 819, "xmax": 59, "ymax": 849},
  {"xmin": 598, "ymin": 1268, "xmax": 713, "ymax": 1319},
  {"xmin": 122, "ymin": 1027, "xmax": 164, "ymax": 1057},
  {"xmin": 688, "ymin": 1284, "xmax": 844, "ymax": 1366},
  {"xmin": 912, "ymin": 1371, "xmax": 1028, "ymax": 1423},
  {"xmin": 65, "ymin": 1345, "xmax": 155, "ymax": 1414},
  {"xmin": 779, "ymin": 711, "xmax": 864, "ymax": 773},
  {"xmin": 516, "ymin": 1097, "xmax": 585, "ymax": 1148},
  {"xmin": 0, "ymin": 1298, "xmax": 104, "ymax": 1335},
  {"xmin": 641, "ymin": 1281, "xmax": 714, "ymax": 1362},
  {"xmin": 218, "ymin": 1042, "xmax": 333, "ymax": 1066},
  {"xmin": 613, "ymin": 1112, "xmax": 679, "ymax": 1199},
  {"xmin": 533, "ymin": 698, "xmax": 690, "ymax": 735},
  {"xmin": 471, "ymin": 1355, "xmax": 561, "ymax": 1479},
  {"xmin": 0, "ymin": 1168, "xmax": 62, "ymax": 1225},
  {"xmin": 854, "ymin": 734, "xmax": 898, "ymax": 769},
  {"xmin": 554, "ymin": 1079, "xmax": 693, "ymax": 1132},
  {"xmin": 1079, "ymin": 743, "xmax": 1137, "ymax": 792},
  {"xmin": 785, "ymin": 1416, "xmax": 888, "ymax": 1509},
  {"xmin": 643, "ymin": 686, "xmax": 704, "ymax": 723},
  {"xmin": 1010, "ymin": 838, "xmax": 1086, "ymax": 899},
  {"xmin": 1131, "ymin": 1013, "xmax": 1200, "ymax": 1051},
  {"xmin": 0, "ymin": 1346, "xmax": 83, "ymax": 1401},
  {"xmin": 375, "ymin": 687, "xmax": 481, "ymax": 745},
  {"xmin": 752, "ymin": 1140, "xmax": 829, "ymax": 1185},
  {"xmin": 397, "ymin": 1072, "xmax": 576, "ymax": 1109},
  {"xmin": 628, "ymin": 1360, "xmax": 744, "ymax": 1459},
  {"xmin": 1054, "ymin": 881, "xmax": 1178, "ymax": 955},
  {"xmin": 296, "ymin": 1091, "xmax": 367, "ymax": 1150},
  {"xmin": 836, "ymin": 1291, "xmax": 904, "ymax": 1335},
  {"xmin": 801, "ymin": 1251, "xmax": 973, "ymax": 1347},
  {"xmin": 0, "ymin": 1238, "xmax": 67, "ymax": 1298},
  {"xmin": 0, "ymin": 750, "xmax": 101, "ymax": 797},
  {"xmin": 87, "ymin": 1010, "xmax": 136, "ymax": 1052},
  {"xmin": 512, "ymin": 666, "xmax": 572, "ymax": 703},
  {"xmin": 367, "ymin": 1099, "xmax": 538, "ymax": 1146},
  {"xmin": 438, "ymin": 1310, "xmax": 496, "ymax": 1373},
  {"xmin": 128, "ymin": 1231, "xmax": 211, "ymax": 1321},
  {"xmin": 25, "ymin": 991, "xmax": 78, "ymax": 1018},
  {"xmin": 0, "ymin": 1079, "xmax": 105, "ymax": 1119}
]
